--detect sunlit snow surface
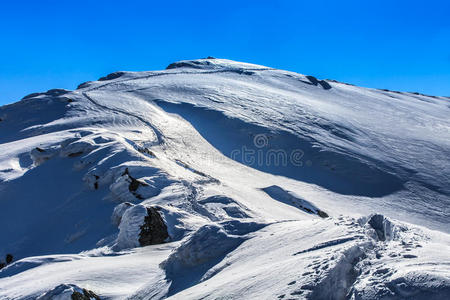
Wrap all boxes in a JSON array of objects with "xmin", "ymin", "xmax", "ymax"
[{"xmin": 0, "ymin": 59, "xmax": 449, "ymax": 299}]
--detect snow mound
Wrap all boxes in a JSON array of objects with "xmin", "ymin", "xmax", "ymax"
[
  {"xmin": 111, "ymin": 202, "xmax": 133, "ymax": 226},
  {"xmin": 115, "ymin": 204, "xmax": 149, "ymax": 249},
  {"xmin": 352, "ymin": 270, "xmax": 450, "ymax": 300},
  {"xmin": 161, "ymin": 224, "xmax": 244, "ymax": 274},
  {"xmin": 37, "ymin": 284, "xmax": 100, "ymax": 300}
]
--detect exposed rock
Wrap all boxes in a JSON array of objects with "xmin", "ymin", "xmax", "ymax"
[
  {"xmin": 317, "ymin": 210, "xmax": 329, "ymax": 218},
  {"xmin": 367, "ymin": 214, "xmax": 396, "ymax": 241},
  {"xmin": 76, "ymin": 81, "xmax": 92, "ymax": 89},
  {"xmin": 98, "ymin": 71, "xmax": 125, "ymax": 81},
  {"xmin": 122, "ymin": 168, "xmax": 148, "ymax": 195},
  {"xmin": 93, "ymin": 175, "xmax": 99, "ymax": 190},
  {"xmin": 139, "ymin": 207, "xmax": 169, "ymax": 246},
  {"xmin": 137, "ymin": 147, "xmax": 156, "ymax": 157},
  {"xmin": 305, "ymin": 75, "xmax": 332, "ymax": 90},
  {"xmin": 71, "ymin": 288, "xmax": 101, "ymax": 300},
  {"xmin": 5, "ymin": 254, "xmax": 13, "ymax": 264},
  {"xmin": 37, "ymin": 284, "xmax": 100, "ymax": 300}
]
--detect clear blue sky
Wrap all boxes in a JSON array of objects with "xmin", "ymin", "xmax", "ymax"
[{"xmin": 1, "ymin": 0, "xmax": 449, "ymax": 105}]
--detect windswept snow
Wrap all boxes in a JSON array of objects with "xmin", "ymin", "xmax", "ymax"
[{"xmin": 0, "ymin": 58, "xmax": 449, "ymax": 299}]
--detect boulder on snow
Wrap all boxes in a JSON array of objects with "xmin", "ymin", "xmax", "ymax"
[
  {"xmin": 139, "ymin": 207, "xmax": 169, "ymax": 246},
  {"xmin": 305, "ymin": 75, "xmax": 332, "ymax": 90},
  {"xmin": 317, "ymin": 210, "xmax": 329, "ymax": 218},
  {"xmin": 71, "ymin": 288, "xmax": 101, "ymax": 300}
]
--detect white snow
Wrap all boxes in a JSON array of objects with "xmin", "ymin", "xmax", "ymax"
[
  {"xmin": 115, "ymin": 204, "xmax": 148, "ymax": 250},
  {"xmin": 0, "ymin": 58, "xmax": 449, "ymax": 299}
]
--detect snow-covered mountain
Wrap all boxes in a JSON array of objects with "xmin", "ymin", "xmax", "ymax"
[{"xmin": 0, "ymin": 58, "xmax": 449, "ymax": 299}]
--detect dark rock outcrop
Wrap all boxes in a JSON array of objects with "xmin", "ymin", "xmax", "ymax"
[
  {"xmin": 0, "ymin": 254, "xmax": 13, "ymax": 270},
  {"xmin": 305, "ymin": 75, "xmax": 332, "ymax": 90},
  {"xmin": 5, "ymin": 254, "xmax": 13, "ymax": 264},
  {"xmin": 76, "ymin": 81, "xmax": 92, "ymax": 89},
  {"xmin": 71, "ymin": 288, "xmax": 101, "ymax": 300},
  {"xmin": 98, "ymin": 71, "xmax": 125, "ymax": 81},
  {"xmin": 139, "ymin": 207, "xmax": 169, "ymax": 246},
  {"xmin": 317, "ymin": 210, "xmax": 329, "ymax": 218},
  {"xmin": 122, "ymin": 168, "xmax": 148, "ymax": 199}
]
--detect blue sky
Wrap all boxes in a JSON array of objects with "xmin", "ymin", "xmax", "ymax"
[{"xmin": 1, "ymin": 0, "xmax": 449, "ymax": 105}]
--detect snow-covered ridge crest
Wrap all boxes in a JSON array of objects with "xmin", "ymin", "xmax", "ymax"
[
  {"xmin": 0, "ymin": 58, "xmax": 449, "ymax": 299},
  {"xmin": 166, "ymin": 57, "xmax": 273, "ymax": 71}
]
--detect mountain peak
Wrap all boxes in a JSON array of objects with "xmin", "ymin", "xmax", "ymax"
[{"xmin": 166, "ymin": 57, "xmax": 272, "ymax": 71}]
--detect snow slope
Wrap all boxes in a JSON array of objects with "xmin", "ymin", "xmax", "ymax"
[{"xmin": 0, "ymin": 58, "xmax": 449, "ymax": 299}]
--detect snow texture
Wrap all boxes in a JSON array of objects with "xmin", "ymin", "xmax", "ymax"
[{"xmin": 0, "ymin": 58, "xmax": 449, "ymax": 299}]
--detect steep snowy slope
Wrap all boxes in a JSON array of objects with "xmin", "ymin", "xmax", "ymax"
[{"xmin": 0, "ymin": 58, "xmax": 449, "ymax": 299}]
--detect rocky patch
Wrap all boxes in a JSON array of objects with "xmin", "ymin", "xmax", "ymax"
[
  {"xmin": 98, "ymin": 71, "xmax": 125, "ymax": 81},
  {"xmin": 139, "ymin": 207, "xmax": 169, "ymax": 246},
  {"xmin": 122, "ymin": 167, "xmax": 148, "ymax": 199},
  {"xmin": 36, "ymin": 284, "xmax": 100, "ymax": 300},
  {"xmin": 305, "ymin": 75, "xmax": 332, "ymax": 90}
]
